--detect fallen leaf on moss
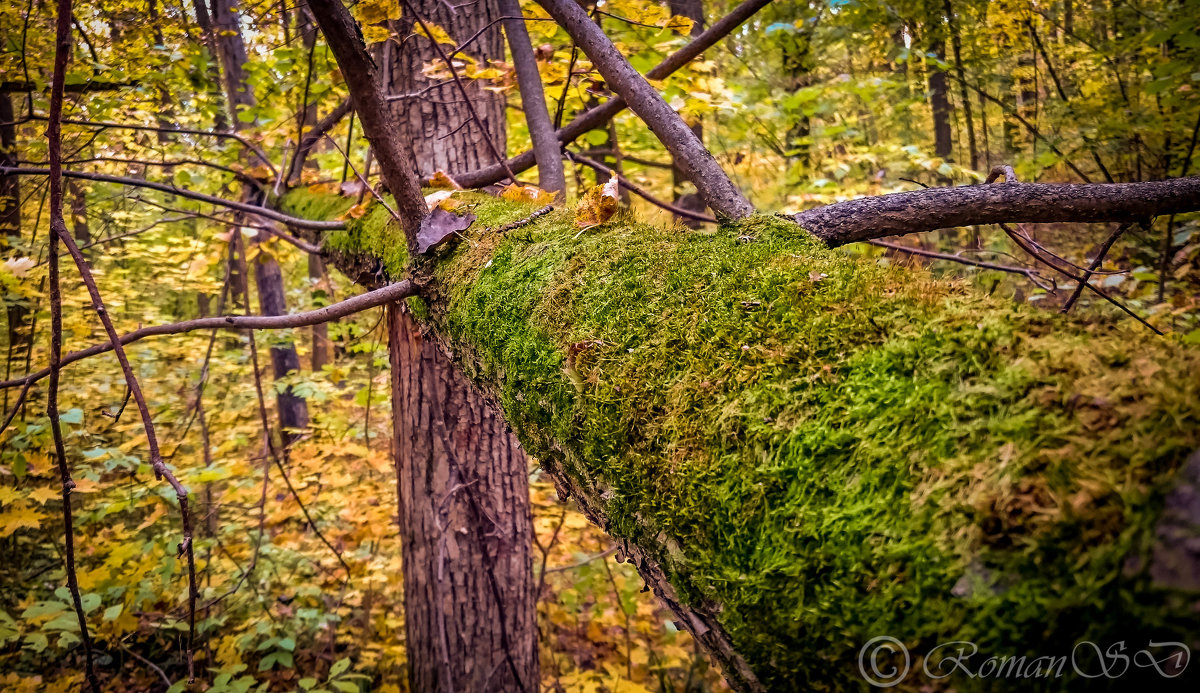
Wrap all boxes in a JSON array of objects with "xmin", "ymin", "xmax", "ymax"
[
  {"xmin": 428, "ymin": 171, "xmax": 462, "ymax": 190},
  {"xmin": 424, "ymin": 190, "xmax": 462, "ymax": 211},
  {"xmin": 500, "ymin": 184, "xmax": 556, "ymax": 205},
  {"xmin": 575, "ymin": 178, "xmax": 619, "ymax": 230},
  {"xmin": 417, "ymin": 208, "xmax": 476, "ymax": 254}
]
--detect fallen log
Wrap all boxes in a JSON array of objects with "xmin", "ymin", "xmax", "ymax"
[{"xmin": 284, "ymin": 189, "xmax": 1200, "ymax": 690}]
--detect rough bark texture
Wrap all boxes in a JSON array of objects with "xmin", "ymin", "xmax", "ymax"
[
  {"xmin": 451, "ymin": 0, "xmax": 773, "ymax": 189},
  {"xmin": 253, "ymin": 248, "xmax": 309, "ymax": 441},
  {"xmin": 386, "ymin": 0, "xmax": 507, "ymax": 178},
  {"xmin": 307, "ymin": 253, "xmax": 332, "ymax": 371},
  {"xmin": 210, "ymin": 0, "xmax": 256, "ymax": 123},
  {"xmin": 307, "ymin": 0, "xmax": 428, "ymax": 249},
  {"xmin": 387, "ymin": 305, "xmax": 537, "ymax": 693},
  {"xmin": 794, "ymin": 176, "xmax": 1200, "ymax": 246},
  {"xmin": 501, "ymin": 0, "xmax": 565, "ymax": 193},
  {"xmin": 533, "ymin": 0, "xmax": 754, "ymax": 219},
  {"xmin": 668, "ymin": 0, "xmax": 708, "ymax": 225}
]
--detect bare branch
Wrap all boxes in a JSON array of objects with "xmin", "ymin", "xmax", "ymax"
[
  {"xmin": 44, "ymin": 1, "xmax": 100, "ymax": 687},
  {"xmin": 0, "ymin": 167, "xmax": 343, "ymax": 230},
  {"xmin": 793, "ymin": 177, "xmax": 1200, "ymax": 246},
  {"xmin": 0, "ymin": 280, "xmax": 418, "ymax": 391},
  {"xmin": 568, "ymin": 151, "xmax": 717, "ymax": 223},
  {"xmin": 452, "ymin": 0, "xmax": 774, "ymax": 189}
]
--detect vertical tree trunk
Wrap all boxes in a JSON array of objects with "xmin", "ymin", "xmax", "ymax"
[
  {"xmin": 386, "ymin": 0, "xmax": 507, "ymax": 177},
  {"xmin": 211, "ymin": 0, "xmax": 255, "ymax": 124},
  {"xmin": 308, "ymin": 253, "xmax": 331, "ymax": 371},
  {"xmin": 944, "ymin": 0, "xmax": 978, "ymax": 170},
  {"xmin": 0, "ymin": 92, "xmax": 31, "ymax": 380},
  {"xmin": 66, "ymin": 180, "xmax": 91, "ymax": 247},
  {"xmin": 668, "ymin": 0, "xmax": 708, "ymax": 226},
  {"xmin": 500, "ymin": 0, "xmax": 565, "ymax": 194},
  {"xmin": 925, "ymin": 4, "xmax": 953, "ymax": 167},
  {"xmin": 253, "ymin": 247, "xmax": 309, "ymax": 442},
  {"xmin": 387, "ymin": 305, "xmax": 537, "ymax": 693},
  {"xmin": 208, "ymin": 0, "xmax": 308, "ymax": 432},
  {"xmin": 381, "ymin": 4, "xmax": 538, "ymax": 688},
  {"xmin": 191, "ymin": 0, "xmax": 230, "ymax": 130}
]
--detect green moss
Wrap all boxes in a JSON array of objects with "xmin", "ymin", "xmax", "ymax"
[{"xmin": 285, "ymin": 191, "xmax": 1200, "ymax": 690}]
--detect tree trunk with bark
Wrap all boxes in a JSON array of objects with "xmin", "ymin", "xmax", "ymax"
[
  {"xmin": 944, "ymin": 0, "xmax": 978, "ymax": 170},
  {"xmin": 210, "ymin": 0, "xmax": 255, "ymax": 124},
  {"xmin": 377, "ymin": 3, "xmax": 540, "ymax": 689},
  {"xmin": 924, "ymin": 2, "xmax": 953, "ymax": 167},
  {"xmin": 307, "ymin": 254, "xmax": 332, "ymax": 371},
  {"xmin": 387, "ymin": 305, "xmax": 537, "ymax": 693},
  {"xmin": 208, "ymin": 0, "xmax": 309, "ymax": 431},
  {"xmin": 253, "ymin": 246, "xmax": 309, "ymax": 441},
  {"xmin": 668, "ymin": 0, "xmax": 709, "ymax": 226},
  {"xmin": 0, "ymin": 92, "xmax": 31, "ymax": 378},
  {"xmin": 501, "ymin": 0, "xmax": 565, "ymax": 194},
  {"xmin": 385, "ymin": 0, "xmax": 508, "ymax": 178}
]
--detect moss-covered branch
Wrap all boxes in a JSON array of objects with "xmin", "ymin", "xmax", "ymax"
[{"xmin": 285, "ymin": 190, "xmax": 1200, "ymax": 690}]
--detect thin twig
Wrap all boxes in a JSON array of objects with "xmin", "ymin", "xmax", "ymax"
[
  {"xmin": 1060, "ymin": 223, "xmax": 1131, "ymax": 313},
  {"xmin": 44, "ymin": 2, "xmax": 100, "ymax": 688}
]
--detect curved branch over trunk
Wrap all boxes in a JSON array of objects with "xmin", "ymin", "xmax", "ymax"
[
  {"xmin": 795, "ymin": 177, "xmax": 1200, "ymax": 246},
  {"xmin": 453, "ymin": 0, "xmax": 773, "ymax": 190}
]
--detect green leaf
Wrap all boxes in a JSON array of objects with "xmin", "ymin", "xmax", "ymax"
[
  {"xmin": 298, "ymin": 678, "xmax": 318, "ymax": 690},
  {"xmin": 331, "ymin": 682, "xmax": 358, "ymax": 693},
  {"xmin": 258, "ymin": 652, "xmax": 278, "ymax": 671},
  {"xmin": 24, "ymin": 632, "xmax": 48, "ymax": 652},
  {"xmin": 80, "ymin": 593, "xmax": 101, "ymax": 614},
  {"xmin": 103, "ymin": 604, "xmax": 123, "ymax": 621},
  {"xmin": 329, "ymin": 657, "xmax": 351, "ymax": 677},
  {"xmin": 276, "ymin": 650, "xmax": 294, "ymax": 668},
  {"xmin": 60, "ymin": 408, "xmax": 83, "ymax": 424},
  {"xmin": 584, "ymin": 130, "xmax": 608, "ymax": 146},
  {"xmin": 277, "ymin": 636, "xmax": 296, "ymax": 652}
]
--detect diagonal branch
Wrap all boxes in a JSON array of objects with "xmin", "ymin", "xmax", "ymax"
[
  {"xmin": 533, "ymin": 0, "xmax": 752, "ymax": 219},
  {"xmin": 452, "ymin": 0, "xmax": 774, "ymax": 190},
  {"xmin": 0, "ymin": 280, "xmax": 418, "ymax": 391}
]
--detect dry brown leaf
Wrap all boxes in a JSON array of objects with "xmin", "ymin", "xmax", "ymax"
[{"xmin": 574, "ymin": 178, "xmax": 620, "ymax": 230}]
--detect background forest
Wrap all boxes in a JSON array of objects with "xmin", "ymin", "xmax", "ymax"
[{"xmin": 1, "ymin": 0, "xmax": 1199, "ymax": 690}]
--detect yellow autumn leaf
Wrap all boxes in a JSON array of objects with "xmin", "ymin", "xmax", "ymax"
[
  {"xmin": 663, "ymin": 16, "xmax": 695, "ymax": 33},
  {"xmin": 427, "ymin": 170, "xmax": 461, "ymax": 189},
  {"xmin": 360, "ymin": 23, "xmax": 391, "ymax": 45},
  {"xmin": 28, "ymin": 486, "xmax": 58, "ymax": 505},
  {"xmin": 0, "ymin": 501, "xmax": 45, "ymax": 538},
  {"xmin": 416, "ymin": 21, "xmax": 456, "ymax": 46},
  {"xmin": 499, "ymin": 184, "xmax": 556, "ymax": 206},
  {"xmin": 352, "ymin": 0, "xmax": 400, "ymax": 26},
  {"xmin": 574, "ymin": 178, "xmax": 620, "ymax": 230},
  {"xmin": 0, "ymin": 486, "xmax": 18, "ymax": 505}
]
